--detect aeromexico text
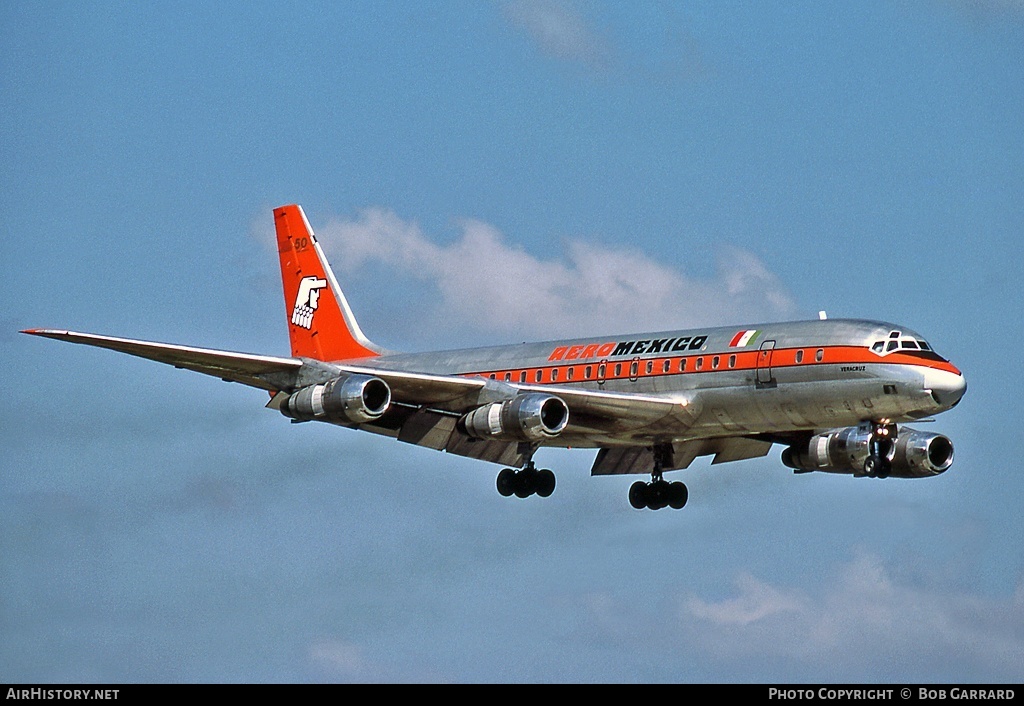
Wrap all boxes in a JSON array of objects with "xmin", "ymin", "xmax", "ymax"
[{"xmin": 548, "ymin": 335, "xmax": 709, "ymax": 362}]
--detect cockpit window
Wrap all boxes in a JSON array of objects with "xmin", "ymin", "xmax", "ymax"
[{"xmin": 871, "ymin": 334, "xmax": 940, "ymax": 358}]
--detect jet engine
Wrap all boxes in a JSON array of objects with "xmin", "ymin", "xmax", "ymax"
[
  {"xmin": 458, "ymin": 393, "xmax": 569, "ymax": 442},
  {"xmin": 280, "ymin": 374, "xmax": 391, "ymax": 424},
  {"xmin": 782, "ymin": 425, "xmax": 954, "ymax": 478}
]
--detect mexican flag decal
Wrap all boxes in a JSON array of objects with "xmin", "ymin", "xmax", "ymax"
[{"xmin": 729, "ymin": 329, "xmax": 760, "ymax": 347}]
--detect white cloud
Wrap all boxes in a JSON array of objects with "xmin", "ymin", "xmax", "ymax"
[
  {"xmin": 686, "ymin": 572, "xmax": 804, "ymax": 626},
  {"xmin": 502, "ymin": 0, "xmax": 608, "ymax": 67},
  {"xmin": 679, "ymin": 550, "xmax": 1024, "ymax": 677},
  {"xmin": 307, "ymin": 639, "xmax": 368, "ymax": 679},
  {"xmin": 316, "ymin": 207, "xmax": 796, "ymax": 342}
]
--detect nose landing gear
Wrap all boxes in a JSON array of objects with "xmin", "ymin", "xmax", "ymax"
[{"xmin": 863, "ymin": 422, "xmax": 897, "ymax": 478}]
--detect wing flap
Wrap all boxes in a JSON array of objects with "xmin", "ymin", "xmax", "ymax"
[
  {"xmin": 318, "ymin": 404, "xmax": 524, "ymax": 467},
  {"xmin": 591, "ymin": 436, "xmax": 774, "ymax": 476}
]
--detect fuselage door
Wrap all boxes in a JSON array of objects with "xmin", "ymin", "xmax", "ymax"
[{"xmin": 756, "ymin": 340, "xmax": 776, "ymax": 387}]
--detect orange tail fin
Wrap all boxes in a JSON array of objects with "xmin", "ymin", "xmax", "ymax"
[{"xmin": 274, "ymin": 204, "xmax": 383, "ymax": 361}]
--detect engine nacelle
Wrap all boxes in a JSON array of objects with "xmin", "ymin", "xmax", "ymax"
[
  {"xmin": 458, "ymin": 393, "xmax": 569, "ymax": 442},
  {"xmin": 281, "ymin": 374, "xmax": 391, "ymax": 424},
  {"xmin": 782, "ymin": 425, "xmax": 954, "ymax": 478},
  {"xmin": 893, "ymin": 429, "xmax": 955, "ymax": 477}
]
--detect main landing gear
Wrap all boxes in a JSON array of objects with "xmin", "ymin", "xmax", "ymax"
[
  {"xmin": 863, "ymin": 422, "xmax": 897, "ymax": 479},
  {"xmin": 629, "ymin": 447, "xmax": 688, "ymax": 510},
  {"xmin": 629, "ymin": 475, "xmax": 688, "ymax": 510},
  {"xmin": 496, "ymin": 461, "xmax": 556, "ymax": 499},
  {"xmin": 496, "ymin": 443, "xmax": 556, "ymax": 499}
]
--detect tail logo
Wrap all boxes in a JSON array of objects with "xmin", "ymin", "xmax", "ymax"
[{"xmin": 291, "ymin": 276, "xmax": 328, "ymax": 329}]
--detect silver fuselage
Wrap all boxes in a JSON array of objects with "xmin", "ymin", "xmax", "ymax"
[{"xmin": 358, "ymin": 318, "xmax": 966, "ymax": 448}]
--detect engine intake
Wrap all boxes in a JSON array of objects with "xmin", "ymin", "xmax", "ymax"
[
  {"xmin": 782, "ymin": 425, "xmax": 954, "ymax": 478},
  {"xmin": 281, "ymin": 374, "xmax": 391, "ymax": 424},
  {"xmin": 458, "ymin": 393, "xmax": 569, "ymax": 441}
]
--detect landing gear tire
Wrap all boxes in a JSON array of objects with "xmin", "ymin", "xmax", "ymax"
[
  {"xmin": 535, "ymin": 469, "xmax": 556, "ymax": 498},
  {"xmin": 668, "ymin": 481, "xmax": 688, "ymax": 509},
  {"xmin": 648, "ymin": 480, "xmax": 669, "ymax": 510},
  {"xmin": 514, "ymin": 468, "xmax": 535, "ymax": 498},
  {"xmin": 629, "ymin": 481, "xmax": 647, "ymax": 509},
  {"xmin": 496, "ymin": 468, "xmax": 516, "ymax": 497},
  {"xmin": 863, "ymin": 456, "xmax": 892, "ymax": 479},
  {"xmin": 629, "ymin": 479, "xmax": 688, "ymax": 510}
]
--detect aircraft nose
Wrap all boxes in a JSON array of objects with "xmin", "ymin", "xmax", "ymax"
[{"xmin": 925, "ymin": 368, "xmax": 967, "ymax": 409}]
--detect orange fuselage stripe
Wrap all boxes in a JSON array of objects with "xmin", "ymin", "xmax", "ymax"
[{"xmin": 459, "ymin": 345, "xmax": 961, "ymax": 385}]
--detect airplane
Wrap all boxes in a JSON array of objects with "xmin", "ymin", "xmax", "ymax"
[{"xmin": 22, "ymin": 204, "xmax": 967, "ymax": 510}]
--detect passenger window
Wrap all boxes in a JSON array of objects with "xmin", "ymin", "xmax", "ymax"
[
  {"xmin": 729, "ymin": 355, "xmax": 736, "ymax": 368},
  {"xmin": 816, "ymin": 349, "xmax": 824, "ymax": 362},
  {"xmin": 566, "ymin": 367, "xmax": 574, "ymax": 381},
  {"xmin": 646, "ymin": 360, "xmax": 653, "ymax": 374},
  {"xmin": 520, "ymin": 371, "xmax": 527, "ymax": 383},
  {"xmin": 712, "ymin": 356, "xmax": 720, "ymax": 369},
  {"xmin": 551, "ymin": 368, "xmax": 559, "ymax": 381},
  {"xmin": 663, "ymin": 360, "xmax": 671, "ymax": 373},
  {"xmin": 535, "ymin": 370, "xmax": 543, "ymax": 383},
  {"xmin": 504, "ymin": 372, "xmax": 511, "ymax": 382},
  {"xmin": 679, "ymin": 359, "xmax": 687, "ymax": 372},
  {"xmin": 696, "ymin": 357, "xmax": 704, "ymax": 370},
  {"xmin": 796, "ymin": 350, "xmax": 804, "ymax": 363},
  {"xmin": 614, "ymin": 363, "xmax": 622, "ymax": 377},
  {"xmin": 585, "ymin": 365, "xmax": 593, "ymax": 379}
]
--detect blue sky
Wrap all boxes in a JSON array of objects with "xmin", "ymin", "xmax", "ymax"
[{"xmin": 2, "ymin": 0, "xmax": 1023, "ymax": 683}]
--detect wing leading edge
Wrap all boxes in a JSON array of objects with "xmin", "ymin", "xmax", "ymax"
[{"xmin": 21, "ymin": 329, "xmax": 303, "ymax": 391}]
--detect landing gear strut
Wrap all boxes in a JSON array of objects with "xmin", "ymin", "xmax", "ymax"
[
  {"xmin": 496, "ymin": 445, "xmax": 555, "ymax": 499},
  {"xmin": 629, "ymin": 445, "xmax": 688, "ymax": 510}
]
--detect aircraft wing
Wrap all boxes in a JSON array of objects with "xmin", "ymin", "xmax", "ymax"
[
  {"xmin": 21, "ymin": 329, "xmax": 303, "ymax": 391},
  {"xmin": 23, "ymin": 329, "xmax": 706, "ymax": 468}
]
